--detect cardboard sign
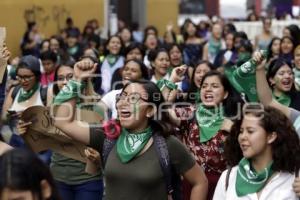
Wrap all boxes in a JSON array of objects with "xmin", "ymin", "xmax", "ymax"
[
  {"xmin": 0, "ymin": 27, "xmax": 6, "ymax": 83},
  {"xmin": 21, "ymin": 106, "xmax": 102, "ymax": 163}
]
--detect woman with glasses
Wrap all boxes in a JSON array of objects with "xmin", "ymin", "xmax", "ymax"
[
  {"xmin": 18, "ymin": 59, "xmax": 208, "ymax": 199},
  {"xmin": 43, "ymin": 57, "xmax": 104, "ymax": 200},
  {"xmin": 1, "ymin": 55, "xmax": 46, "ymax": 147},
  {"xmin": 100, "ymin": 59, "xmax": 149, "ymax": 119}
]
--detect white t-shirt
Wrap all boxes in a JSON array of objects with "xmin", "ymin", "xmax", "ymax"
[
  {"xmin": 101, "ymin": 89, "xmax": 121, "ymax": 119},
  {"xmin": 213, "ymin": 166, "xmax": 298, "ymax": 200}
]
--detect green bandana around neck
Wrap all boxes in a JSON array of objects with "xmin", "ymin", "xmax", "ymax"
[
  {"xmin": 53, "ymin": 79, "xmax": 86, "ymax": 105},
  {"xmin": 106, "ymin": 54, "xmax": 119, "ymax": 67},
  {"xmin": 208, "ymin": 38, "xmax": 222, "ymax": 55},
  {"xmin": 117, "ymin": 127, "xmax": 152, "ymax": 163},
  {"xmin": 236, "ymin": 158, "xmax": 274, "ymax": 197},
  {"xmin": 17, "ymin": 83, "xmax": 39, "ymax": 103},
  {"xmin": 195, "ymin": 103, "xmax": 224, "ymax": 143},
  {"xmin": 272, "ymin": 91, "xmax": 291, "ymax": 106}
]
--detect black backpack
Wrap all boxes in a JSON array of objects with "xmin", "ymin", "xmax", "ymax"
[
  {"xmin": 102, "ymin": 132, "xmax": 182, "ymax": 200},
  {"xmin": 11, "ymin": 85, "xmax": 48, "ymax": 106}
]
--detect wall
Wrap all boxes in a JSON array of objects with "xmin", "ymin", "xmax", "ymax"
[
  {"xmin": 146, "ymin": 0, "xmax": 178, "ymax": 36},
  {"xmin": 0, "ymin": 0, "xmax": 104, "ymax": 57}
]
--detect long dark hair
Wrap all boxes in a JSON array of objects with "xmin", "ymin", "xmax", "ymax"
[
  {"xmin": 225, "ymin": 105, "xmax": 300, "ymax": 172},
  {"xmin": 266, "ymin": 37, "xmax": 280, "ymax": 62},
  {"xmin": 118, "ymin": 80, "xmax": 173, "ymax": 137},
  {"xmin": 186, "ymin": 60, "xmax": 214, "ymax": 103},
  {"xmin": 53, "ymin": 59, "xmax": 75, "ymax": 95},
  {"xmin": 0, "ymin": 149, "xmax": 61, "ymax": 200},
  {"xmin": 199, "ymin": 71, "xmax": 244, "ymax": 118}
]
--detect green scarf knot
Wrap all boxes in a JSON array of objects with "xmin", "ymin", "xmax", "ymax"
[
  {"xmin": 17, "ymin": 83, "xmax": 39, "ymax": 103},
  {"xmin": 117, "ymin": 127, "xmax": 152, "ymax": 163},
  {"xmin": 196, "ymin": 104, "xmax": 224, "ymax": 143},
  {"xmin": 53, "ymin": 79, "xmax": 86, "ymax": 105},
  {"xmin": 236, "ymin": 158, "xmax": 274, "ymax": 197},
  {"xmin": 106, "ymin": 54, "xmax": 119, "ymax": 67},
  {"xmin": 272, "ymin": 92, "xmax": 291, "ymax": 106}
]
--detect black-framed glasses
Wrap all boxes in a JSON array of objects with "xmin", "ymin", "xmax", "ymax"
[
  {"xmin": 16, "ymin": 75, "xmax": 35, "ymax": 82},
  {"xmin": 116, "ymin": 92, "xmax": 148, "ymax": 104},
  {"xmin": 57, "ymin": 74, "xmax": 73, "ymax": 81}
]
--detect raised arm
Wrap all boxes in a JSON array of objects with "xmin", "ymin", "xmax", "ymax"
[
  {"xmin": 53, "ymin": 59, "xmax": 98, "ymax": 145},
  {"xmin": 255, "ymin": 55, "xmax": 291, "ymax": 117}
]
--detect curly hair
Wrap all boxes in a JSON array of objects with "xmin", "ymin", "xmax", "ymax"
[{"xmin": 225, "ymin": 104, "xmax": 300, "ymax": 173}]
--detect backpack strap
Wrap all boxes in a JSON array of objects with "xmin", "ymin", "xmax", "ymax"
[
  {"xmin": 153, "ymin": 133, "xmax": 173, "ymax": 196},
  {"xmin": 40, "ymin": 86, "xmax": 48, "ymax": 106},
  {"xmin": 101, "ymin": 137, "xmax": 117, "ymax": 167},
  {"xmin": 11, "ymin": 85, "xmax": 21, "ymax": 100},
  {"xmin": 225, "ymin": 167, "xmax": 232, "ymax": 191}
]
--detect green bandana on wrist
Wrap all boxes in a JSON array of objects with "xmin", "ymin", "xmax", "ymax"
[
  {"xmin": 53, "ymin": 79, "xmax": 86, "ymax": 105},
  {"xmin": 17, "ymin": 83, "xmax": 39, "ymax": 103},
  {"xmin": 272, "ymin": 92, "xmax": 291, "ymax": 106},
  {"xmin": 236, "ymin": 158, "xmax": 274, "ymax": 197},
  {"xmin": 196, "ymin": 104, "xmax": 224, "ymax": 143},
  {"xmin": 156, "ymin": 79, "xmax": 178, "ymax": 91},
  {"xmin": 117, "ymin": 127, "xmax": 152, "ymax": 163}
]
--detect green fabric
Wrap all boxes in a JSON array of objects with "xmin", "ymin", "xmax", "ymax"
[
  {"xmin": 273, "ymin": 92, "xmax": 291, "ymax": 106},
  {"xmin": 236, "ymin": 52, "xmax": 252, "ymax": 67},
  {"xmin": 156, "ymin": 79, "xmax": 178, "ymax": 91},
  {"xmin": 116, "ymin": 127, "xmax": 152, "ymax": 163},
  {"xmin": 53, "ymin": 80, "xmax": 86, "ymax": 105},
  {"xmin": 236, "ymin": 158, "xmax": 274, "ymax": 197},
  {"xmin": 293, "ymin": 68, "xmax": 300, "ymax": 91},
  {"xmin": 224, "ymin": 52, "xmax": 267, "ymax": 102},
  {"xmin": 106, "ymin": 54, "xmax": 119, "ymax": 66},
  {"xmin": 208, "ymin": 38, "xmax": 222, "ymax": 57},
  {"xmin": 195, "ymin": 104, "xmax": 224, "ymax": 143},
  {"xmin": 17, "ymin": 83, "xmax": 39, "ymax": 103}
]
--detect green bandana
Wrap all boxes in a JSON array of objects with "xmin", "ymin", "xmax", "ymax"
[
  {"xmin": 236, "ymin": 158, "xmax": 274, "ymax": 197},
  {"xmin": 195, "ymin": 104, "xmax": 224, "ymax": 143},
  {"xmin": 117, "ymin": 127, "xmax": 152, "ymax": 163},
  {"xmin": 156, "ymin": 79, "xmax": 178, "ymax": 91},
  {"xmin": 106, "ymin": 54, "xmax": 119, "ymax": 66},
  {"xmin": 208, "ymin": 38, "xmax": 222, "ymax": 56},
  {"xmin": 272, "ymin": 92, "xmax": 291, "ymax": 106},
  {"xmin": 17, "ymin": 83, "xmax": 39, "ymax": 103},
  {"xmin": 236, "ymin": 52, "xmax": 252, "ymax": 67},
  {"xmin": 53, "ymin": 80, "xmax": 86, "ymax": 105}
]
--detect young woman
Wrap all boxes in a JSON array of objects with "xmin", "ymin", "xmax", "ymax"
[
  {"xmin": 100, "ymin": 35, "xmax": 125, "ymax": 94},
  {"xmin": 101, "ymin": 59, "xmax": 149, "ymax": 119},
  {"xmin": 2, "ymin": 55, "xmax": 46, "ymax": 147},
  {"xmin": 149, "ymin": 48, "xmax": 171, "ymax": 84},
  {"xmin": 202, "ymin": 23, "xmax": 225, "ymax": 63},
  {"xmin": 186, "ymin": 61, "xmax": 214, "ymax": 103},
  {"xmin": 182, "ymin": 19, "xmax": 205, "ymax": 66},
  {"xmin": 254, "ymin": 18, "xmax": 273, "ymax": 50},
  {"xmin": 44, "ymin": 58, "xmax": 104, "ymax": 200},
  {"xmin": 266, "ymin": 58, "xmax": 300, "ymax": 111},
  {"xmin": 0, "ymin": 149, "xmax": 61, "ymax": 200},
  {"xmin": 30, "ymin": 59, "xmax": 209, "ymax": 200},
  {"xmin": 143, "ymin": 33, "xmax": 160, "ymax": 68},
  {"xmin": 279, "ymin": 36, "xmax": 295, "ymax": 65},
  {"xmin": 170, "ymin": 71, "xmax": 243, "ymax": 200},
  {"xmin": 213, "ymin": 105, "xmax": 300, "ymax": 200},
  {"xmin": 118, "ymin": 27, "xmax": 133, "ymax": 47},
  {"xmin": 266, "ymin": 37, "xmax": 281, "ymax": 63}
]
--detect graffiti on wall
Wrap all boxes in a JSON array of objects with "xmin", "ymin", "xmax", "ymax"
[{"xmin": 23, "ymin": 5, "xmax": 71, "ymax": 33}]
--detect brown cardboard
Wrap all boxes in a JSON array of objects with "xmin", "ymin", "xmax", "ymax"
[{"xmin": 21, "ymin": 106, "xmax": 103, "ymax": 163}]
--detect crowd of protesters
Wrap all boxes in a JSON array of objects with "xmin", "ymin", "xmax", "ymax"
[{"xmin": 0, "ymin": 14, "xmax": 299, "ymax": 200}]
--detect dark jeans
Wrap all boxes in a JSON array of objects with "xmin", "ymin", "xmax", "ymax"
[{"xmin": 56, "ymin": 179, "xmax": 103, "ymax": 200}]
